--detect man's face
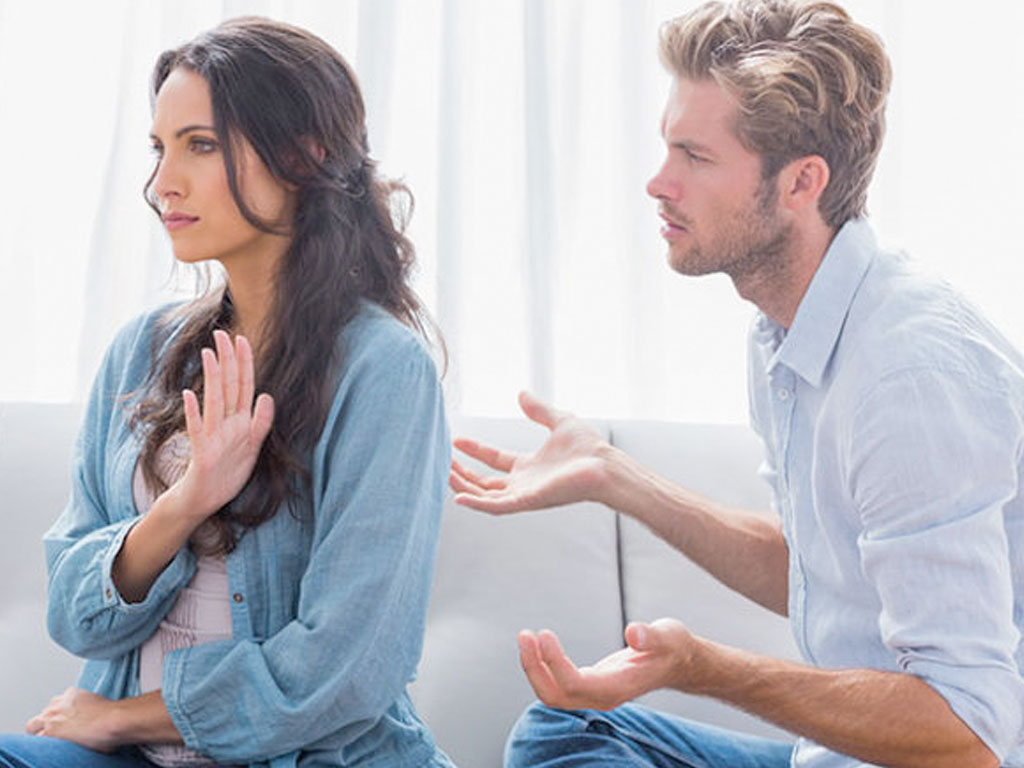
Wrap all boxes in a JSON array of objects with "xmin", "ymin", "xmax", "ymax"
[{"xmin": 647, "ymin": 77, "xmax": 791, "ymax": 281}]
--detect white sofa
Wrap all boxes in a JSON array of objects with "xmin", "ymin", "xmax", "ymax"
[{"xmin": 0, "ymin": 403, "xmax": 797, "ymax": 767}]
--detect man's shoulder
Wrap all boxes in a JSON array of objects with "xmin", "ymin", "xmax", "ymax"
[{"xmin": 839, "ymin": 253, "xmax": 1024, "ymax": 393}]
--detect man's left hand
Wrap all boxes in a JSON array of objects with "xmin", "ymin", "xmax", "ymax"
[
  {"xmin": 25, "ymin": 687, "xmax": 120, "ymax": 752},
  {"xmin": 518, "ymin": 618, "xmax": 701, "ymax": 710}
]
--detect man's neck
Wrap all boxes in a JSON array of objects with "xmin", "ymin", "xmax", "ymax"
[{"xmin": 734, "ymin": 220, "xmax": 837, "ymax": 329}]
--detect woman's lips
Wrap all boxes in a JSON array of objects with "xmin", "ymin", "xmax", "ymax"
[{"xmin": 162, "ymin": 213, "xmax": 199, "ymax": 231}]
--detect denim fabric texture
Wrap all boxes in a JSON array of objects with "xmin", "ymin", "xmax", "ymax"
[
  {"xmin": 0, "ymin": 734, "xmax": 157, "ymax": 768},
  {"xmin": 504, "ymin": 703, "xmax": 792, "ymax": 768},
  {"xmin": 41, "ymin": 300, "xmax": 454, "ymax": 767},
  {"xmin": 748, "ymin": 219, "xmax": 1024, "ymax": 766}
]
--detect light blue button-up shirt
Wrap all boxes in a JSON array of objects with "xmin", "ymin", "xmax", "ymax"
[
  {"xmin": 44, "ymin": 301, "xmax": 453, "ymax": 767},
  {"xmin": 748, "ymin": 219, "xmax": 1024, "ymax": 767}
]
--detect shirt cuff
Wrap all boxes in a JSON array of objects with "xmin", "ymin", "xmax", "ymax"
[
  {"xmin": 910, "ymin": 657, "xmax": 1024, "ymax": 760},
  {"xmin": 99, "ymin": 517, "xmax": 196, "ymax": 613}
]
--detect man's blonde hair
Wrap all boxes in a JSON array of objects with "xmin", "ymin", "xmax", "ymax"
[{"xmin": 660, "ymin": 0, "xmax": 891, "ymax": 228}]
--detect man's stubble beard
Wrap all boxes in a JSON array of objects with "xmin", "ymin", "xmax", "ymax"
[{"xmin": 669, "ymin": 178, "xmax": 794, "ymax": 285}]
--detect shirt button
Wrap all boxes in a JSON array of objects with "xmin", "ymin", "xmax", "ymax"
[
  {"xmin": 233, "ymin": 592, "xmax": 245, "ymax": 604},
  {"xmin": 778, "ymin": 388, "xmax": 790, "ymax": 400},
  {"xmin": 105, "ymin": 588, "xmax": 113, "ymax": 599}
]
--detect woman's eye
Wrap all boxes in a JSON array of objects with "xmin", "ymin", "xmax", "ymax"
[
  {"xmin": 189, "ymin": 137, "xmax": 219, "ymax": 154},
  {"xmin": 149, "ymin": 143, "xmax": 164, "ymax": 157}
]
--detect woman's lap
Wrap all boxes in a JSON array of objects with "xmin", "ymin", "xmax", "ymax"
[{"xmin": 0, "ymin": 734, "xmax": 153, "ymax": 768}]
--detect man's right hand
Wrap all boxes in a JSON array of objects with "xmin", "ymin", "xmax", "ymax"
[{"xmin": 450, "ymin": 391, "xmax": 613, "ymax": 514}]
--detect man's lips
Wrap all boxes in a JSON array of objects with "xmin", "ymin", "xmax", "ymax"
[
  {"xmin": 659, "ymin": 212, "xmax": 689, "ymax": 239},
  {"xmin": 162, "ymin": 212, "xmax": 199, "ymax": 231}
]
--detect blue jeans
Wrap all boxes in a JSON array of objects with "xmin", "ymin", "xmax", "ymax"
[
  {"xmin": 0, "ymin": 735, "xmax": 155, "ymax": 768},
  {"xmin": 505, "ymin": 702, "xmax": 794, "ymax": 768}
]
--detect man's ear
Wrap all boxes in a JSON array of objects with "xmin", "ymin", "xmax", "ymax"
[{"xmin": 778, "ymin": 155, "xmax": 830, "ymax": 213}]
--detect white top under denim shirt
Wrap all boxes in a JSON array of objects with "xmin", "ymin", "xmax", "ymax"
[
  {"xmin": 748, "ymin": 219, "xmax": 1024, "ymax": 767},
  {"xmin": 43, "ymin": 300, "xmax": 455, "ymax": 768}
]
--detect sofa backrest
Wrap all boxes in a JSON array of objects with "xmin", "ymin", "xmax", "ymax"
[
  {"xmin": 0, "ymin": 402, "xmax": 86, "ymax": 730},
  {"xmin": 0, "ymin": 404, "xmax": 798, "ymax": 768}
]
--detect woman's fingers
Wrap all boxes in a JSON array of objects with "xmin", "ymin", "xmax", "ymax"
[
  {"xmin": 236, "ymin": 334, "xmax": 256, "ymax": 415},
  {"xmin": 183, "ymin": 389, "xmax": 201, "ymax": 441},
  {"xmin": 214, "ymin": 330, "xmax": 238, "ymax": 416},
  {"xmin": 250, "ymin": 392, "xmax": 275, "ymax": 445},
  {"xmin": 200, "ymin": 347, "xmax": 223, "ymax": 432}
]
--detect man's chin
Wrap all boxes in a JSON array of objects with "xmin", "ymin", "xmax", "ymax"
[{"xmin": 667, "ymin": 247, "xmax": 715, "ymax": 277}]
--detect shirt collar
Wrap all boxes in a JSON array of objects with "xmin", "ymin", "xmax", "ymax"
[{"xmin": 762, "ymin": 218, "xmax": 878, "ymax": 387}]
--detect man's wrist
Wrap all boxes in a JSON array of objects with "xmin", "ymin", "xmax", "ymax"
[{"xmin": 594, "ymin": 443, "xmax": 637, "ymax": 509}]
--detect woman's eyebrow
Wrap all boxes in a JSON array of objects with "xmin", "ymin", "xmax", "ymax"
[{"xmin": 149, "ymin": 124, "xmax": 216, "ymax": 140}]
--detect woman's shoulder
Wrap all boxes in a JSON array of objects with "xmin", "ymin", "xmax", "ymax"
[
  {"xmin": 337, "ymin": 300, "xmax": 437, "ymax": 373},
  {"xmin": 98, "ymin": 301, "xmax": 189, "ymax": 383}
]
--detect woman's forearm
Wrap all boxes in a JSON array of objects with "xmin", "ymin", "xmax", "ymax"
[
  {"xmin": 109, "ymin": 691, "xmax": 184, "ymax": 745},
  {"xmin": 111, "ymin": 484, "xmax": 205, "ymax": 603}
]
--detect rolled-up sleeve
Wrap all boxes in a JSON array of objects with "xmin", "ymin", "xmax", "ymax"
[
  {"xmin": 44, "ymin": 312, "xmax": 196, "ymax": 660},
  {"xmin": 848, "ymin": 367, "xmax": 1024, "ymax": 760},
  {"xmin": 161, "ymin": 333, "xmax": 449, "ymax": 763}
]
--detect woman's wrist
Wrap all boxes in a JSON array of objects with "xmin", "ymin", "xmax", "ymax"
[{"xmin": 108, "ymin": 691, "xmax": 182, "ymax": 746}]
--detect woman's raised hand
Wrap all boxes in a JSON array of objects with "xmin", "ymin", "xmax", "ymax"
[
  {"xmin": 176, "ymin": 330, "xmax": 274, "ymax": 521},
  {"xmin": 449, "ymin": 391, "xmax": 613, "ymax": 515}
]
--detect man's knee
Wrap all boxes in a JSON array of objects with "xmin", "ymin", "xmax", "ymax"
[{"xmin": 504, "ymin": 702, "xmax": 586, "ymax": 767}]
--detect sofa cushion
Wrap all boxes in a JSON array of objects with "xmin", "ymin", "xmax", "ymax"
[{"xmin": 411, "ymin": 416, "xmax": 624, "ymax": 767}]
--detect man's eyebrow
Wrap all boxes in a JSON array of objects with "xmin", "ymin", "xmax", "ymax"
[
  {"xmin": 148, "ymin": 124, "xmax": 217, "ymax": 140},
  {"xmin": 671, "ymin": 138, "xmax": 715, "ymax": 155}
]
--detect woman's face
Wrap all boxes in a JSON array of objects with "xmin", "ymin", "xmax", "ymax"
[{"xmin": 149, "ymin": 67, "xmax": 294, "ymax": 269}]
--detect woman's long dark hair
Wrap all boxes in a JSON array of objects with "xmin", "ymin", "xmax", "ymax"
[{"xmin": 133, "ymin": 17, "xmax": 440, "ymax": 551}]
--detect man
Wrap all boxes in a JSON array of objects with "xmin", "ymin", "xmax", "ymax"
[{"xmin": 449, "ymin": 1, "xmax": 1024, "ymax": 766}]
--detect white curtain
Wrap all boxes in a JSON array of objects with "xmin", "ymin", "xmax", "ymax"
[{"xmin": 2, "ymin": 0, "xmax": 1023, "ymax": 424}]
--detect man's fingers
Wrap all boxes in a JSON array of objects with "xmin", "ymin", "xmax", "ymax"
[
  {"xmin": 518, "ymin": 391, "xmax": 568, "ymax": 430},
  {"xmin": 518, "ymin": 631, "xmax": 565, "ymax": 706},
  {"xmin": 451, "ymin": 458, "xmax": 506, "ymax": 491},
  {"xmin": 453, "ymin": 437, "xmax": 518, "ymax": 472},
  {"xmin": 537, "ymin": 630, "xmax": 582, "ymax": 689},
  {"xmin": 449, "ymin": 465, "xmax": 486, "ymax": 496},
  {"xmin": 451, "ymin": 489, "xmax": 528, "ymax": 515}
]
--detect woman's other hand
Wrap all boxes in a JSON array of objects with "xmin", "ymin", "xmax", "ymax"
[{"xmin": 25, "ymin": 687, "xmax": 120, "ymax": 752}]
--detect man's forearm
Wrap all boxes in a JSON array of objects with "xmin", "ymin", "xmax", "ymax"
[
  {"xmin": 685, "ymin": 638, "xmax": 997, "ymax": 768},
  {"xmin": 598, "ymin": 444, "xmax": 790, "ymax": 615}
]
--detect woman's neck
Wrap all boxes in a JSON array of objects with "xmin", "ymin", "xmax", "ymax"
[{"xmin": 221, "ymin": 248, "xmax": 284, "ymax": 349}]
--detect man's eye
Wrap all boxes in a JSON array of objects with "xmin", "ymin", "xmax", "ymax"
[{"xmin": 687, "ymin": 150, "xmax": 706, "ymax": 163}]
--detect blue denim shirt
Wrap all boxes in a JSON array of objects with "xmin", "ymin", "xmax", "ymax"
[
  {"xmin": 43, "ymin": 301, "xmax": 454, "ymax": 767},
  {"xmin": 748, "ymin": 219, "xmax": 1024, "ymax": 767}
]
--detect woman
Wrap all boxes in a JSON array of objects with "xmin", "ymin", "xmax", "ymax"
[{"xmin": 0, "ymin": 17, "xmax": 453, "ymax": 768}]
